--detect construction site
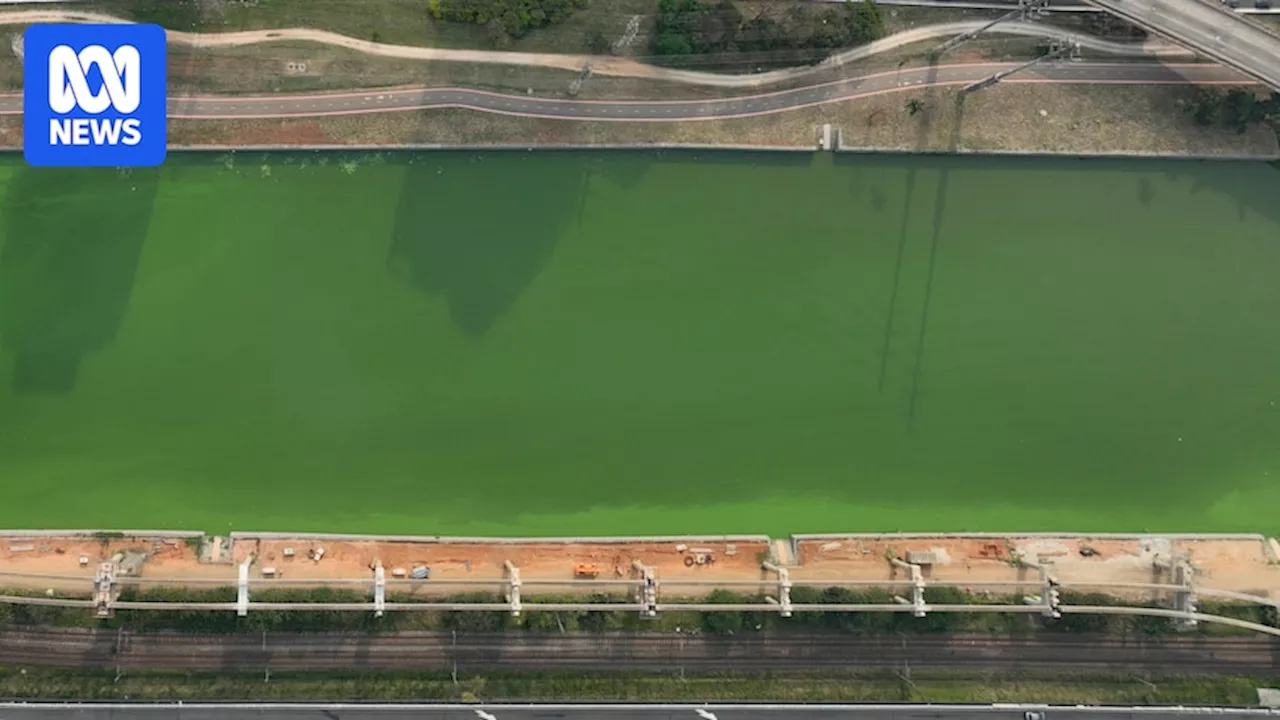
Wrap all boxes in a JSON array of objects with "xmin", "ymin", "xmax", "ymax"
[{"xmin": 2, "ymin": 530, "xmax": 1279, "ymax": 634}]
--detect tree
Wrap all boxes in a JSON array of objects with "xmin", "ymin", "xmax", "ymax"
[
  {"xmin": 586, "ymin": 30, "xmax": 611, "ymax": 54},
  {"xmin": 701, "ymin": 589, "xmax": 745, "ymax": 635},
  {"xmin": 429, "ymin": 0, "xmax": 588, "ymax": 42},
  {"xmin": 486, "ymin": 18, "xmax": 511, "ymax": 48},
  {"xmin": 1223, "ymin": 88, "xmax": 1263, "ymax": 133},
  {"xmin": 846, "ymin": 0, "xmax": 884, "ymax": 44},
  {"xmin": 905, "ymin": 98, "xmax": 925, "ymax": 116},
  {"xmin": 654, "ymin": 31, "xmax": 695, "ymax": 57}
]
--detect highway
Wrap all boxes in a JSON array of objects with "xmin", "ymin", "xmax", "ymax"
[
  {"xmin": 1082, "ymin": 0, "xmax": 1280, "ymax": 90},
  {"xmin": 0, "ymin": 62, "xmax": 1249, "ymax": 122},
  {"xmin": 2, "ymin": 628, "xmax": 1278, "ymax": 674},
  {"xmin": 1, "ymin": 705, "xmax": 1279, "ymax": 720}
]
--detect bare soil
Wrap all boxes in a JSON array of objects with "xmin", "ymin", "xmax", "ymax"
[{"xmin": 2, "ymin": 532, "xmax": 1278, "ymax": 603}]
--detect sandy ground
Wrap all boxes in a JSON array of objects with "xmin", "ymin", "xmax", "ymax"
[
  {"xmin": 793, "ymin": 536, "xmax": 1280, "ymax": 600},
  {"xmin": 2, "ymin": 533, "xmax": 1278, "ymax": 603}
]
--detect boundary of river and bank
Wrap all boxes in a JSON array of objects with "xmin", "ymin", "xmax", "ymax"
[
  {"xmin": 1, "ymin": 143, "xmax": 1277, "ymax": 160},
  {"xmin": 2, "ymin": 529, "xmax": 1271, "ymax": 543},
  {"xmin": 116, "ymin": 144, "xmax": 1280, "ymax": 161}
]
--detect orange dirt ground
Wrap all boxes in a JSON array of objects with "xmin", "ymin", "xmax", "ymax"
[{"xmin": 1, "ymin": 533, "xmax": 1277, "ymax": 602}]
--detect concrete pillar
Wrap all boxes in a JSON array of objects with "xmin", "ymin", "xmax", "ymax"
[
  {"xmin": 1173, "ymin": 554, "xmax": 1197, "ymax": 629},
  {"xmin": 93, "ymin": 562, "xmax": 116, "ymax": 619},
  {"xmin": 1042, "ymin": 570, "xmax": 1061, "ymax": 619},
  {"xmin": 891, "ymin": 557, "xmax": 927, "ymax": 617},
  {"xmin": 504, "ymin": 560, "xmax": 522, "ymax": 617},
  {"xmin": 237, "ymin": 559, "xmax": 250, "ymax": 617},
  {"xmin": 633, "ymin": 560, "xmax": 657, "ymax": 618},
  {"xmin": 374, "ymin": 564, "xmax": 386, "ymax": 618},
  {"xmin": 762, "ymin": 562, "xmax": 793, "ymax": 618}
]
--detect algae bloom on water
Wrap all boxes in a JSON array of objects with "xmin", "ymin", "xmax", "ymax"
[{"xmin": 0, "ymin": 151, "xmax": 1278, "ymax": 537}]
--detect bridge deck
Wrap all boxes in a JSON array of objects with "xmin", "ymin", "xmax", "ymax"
[{"xmin": 1088, "ymin": 0, "xmax": 1280, "ymax": 90}]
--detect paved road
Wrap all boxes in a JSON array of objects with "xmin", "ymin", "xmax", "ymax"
[
  {"xmin": 0, "ymin": 62, "xmax": 1248, "ymax": 123},
  {"xmin": 3, "ymin": 629, "xmax": 1278, "ymax": 674},
  {"xmin": 0, "ymin": 705, "xmax": 1278, "ymax": 720},
  {"xmin": 1083, "ymin": 0, "xmax": 1280, "ymax": 90}
]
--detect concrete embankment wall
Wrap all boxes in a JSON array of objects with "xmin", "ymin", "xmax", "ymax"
[
  {"xmin": 2, "ymin": 144, "xmax": 1276, "ymax": 159},
  {"xmin": 1, "ymin": 529, "xmax": 1271, "ymax": 544},
  {"xmin": 169, "ymin": 145, "xmax": 1280, "ymax": 160},
  {"xmin": 833, "ymin": 145, "xmax": 1280, "ymax": 161},
  {"xmin": 177, "ymin": 144, "xmax": 814, "ymax": 153}
]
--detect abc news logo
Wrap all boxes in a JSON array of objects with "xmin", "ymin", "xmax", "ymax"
[
  {"xmin": 48, "ymin": 44, "xmax": 144, "ymax": 146},
  {"xmin": 24, "ymin": 24, "xmax": 166, "ymax": 167}
]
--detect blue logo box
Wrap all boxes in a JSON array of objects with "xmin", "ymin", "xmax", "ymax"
[{"xmin": 23, "ymin": 23, "xmax": 167, "ymax": 167}]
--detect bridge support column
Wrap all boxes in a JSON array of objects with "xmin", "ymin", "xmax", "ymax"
[
  {"xmin": 94, "ymin": 562, "xmax": 116, "ymax": 619},
  {"xmin": 237, "ymin": 559, "xmax": 251, "ymax": 617},
  {"xmin": 761, "ymin": 562, "xmax": 793, "ymax": 618},
  {"xmin": 1173, "ymin": 553, "xmax": 1197, "ymax": 629},
  {"xmin": 504, "ymin": 560, "xmax": 522, "ymax": 617},
  {"xmin": 373, "ymin": 563, "xmax": 386, "ymax": 618},
  {"xmin": 1041, "ymin": 568, "xmax": 1061, "ymax": 619},
  {"xmin": 891, "ymin": 558, "xmax": 927, "ymax": 617},
  {"xmin": 633, "ymin": 560, "xmax": 657, "ymax": 618}
]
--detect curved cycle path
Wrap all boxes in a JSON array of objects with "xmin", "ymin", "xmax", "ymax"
[
  {"xmin": 0, "ymin": 9, "xmax": 1195, "ymax": 89},
  {"xmin": 0, "ymin": 62, "xmax": 1247, "ymax": 121}
]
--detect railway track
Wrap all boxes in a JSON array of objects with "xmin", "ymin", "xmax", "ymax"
[{"xmin": 1, "ymin": 629, "xmax": 1277, "ymax": 674}]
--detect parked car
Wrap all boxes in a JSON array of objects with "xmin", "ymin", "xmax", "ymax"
[{"xmin": 1257, "ymin": 0, "xmax": 1272, "ymax": 9}]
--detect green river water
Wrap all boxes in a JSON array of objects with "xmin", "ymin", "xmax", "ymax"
[{"xmin": 0, "ymin": 152, "xmax": 1278, "ymax": 537}]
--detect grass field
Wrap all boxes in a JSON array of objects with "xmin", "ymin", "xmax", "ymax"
[{"xmin": 0, "ymin": 151, "xmax": 1278, "ymax": 537}]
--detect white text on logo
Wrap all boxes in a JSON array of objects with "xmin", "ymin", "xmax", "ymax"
[{"xmin": 47, "ymin": 43, "xmax": 143, "ymax": 146}]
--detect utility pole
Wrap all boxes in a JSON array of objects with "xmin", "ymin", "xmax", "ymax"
[
  {"xmin": 960, "ymin": 40, "xmax": 1080, "ymax": 95},
  {"xmin": 568, "ymin": 64, "xmax": 593, "ymax": 96},
  {"xmin": 611, "ymin": 15, "xmax": 641, "ymax": 55},
  {"xmin": 931, "ymin": 0, "xmax": 1050, "ymax": 59}
]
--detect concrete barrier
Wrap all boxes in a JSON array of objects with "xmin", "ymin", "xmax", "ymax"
[
  {"xmin": 790, "ymin": 532, "xmax": 1268, "ymax": 540},
  {"xmin": 834, "ymin": 145, "xmax": 1280, "ymax": 161},
  {"xmin": 173, "ymin": 144, "xmax": 816, "ymax": 153}
]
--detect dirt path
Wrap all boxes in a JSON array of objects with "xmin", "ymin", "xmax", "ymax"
[{"xmin": 0, "ymin": 10, "xmax": 1191, "ymax": 89}]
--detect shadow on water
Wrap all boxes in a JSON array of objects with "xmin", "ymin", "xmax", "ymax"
[
  {"xmin": 904, "ymin": 94, "xmax": 965, "ymax": 431},
  {"xmin": 388, "ymin": 153, "xmax": 594, "ymax": 338},
  {"xmin": 1175, "ymin": 159, "xmax": 1280, "ymax": 229},
  {"xmin": 0, "ymin": 166, "xmax": 159, "ymax": 394},
  {"xmin": 1138, "ymin": 176, "xmax": 1155, "ymax": 208}
]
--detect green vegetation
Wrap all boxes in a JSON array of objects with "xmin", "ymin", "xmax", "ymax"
[
  {"xmin": 0, "ymin": 666, "xmax": 1264, "ymax": 703},
  {"xmin": 86, "ymin": 0, "xmax": 608, "ymax": 54},
  {"xmin": 1183, "ymin": 87, "xmax": 1280, "ymax": 136},
  {"xmin": 427, "ymin": 0, "xmax": 587, "ymax": 47},
  {"xmin": 652, "ymin": 0, "xmax": 884, "ymax": 67},
  {"xmin": 117, "ymin": 0, "xmax": 204, "ymax": 31},
  {"xmin": 0, "ymin": 153, "xmax": 1279, "ymax": 537}
]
